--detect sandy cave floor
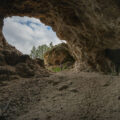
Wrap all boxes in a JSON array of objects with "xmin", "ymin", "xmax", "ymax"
[{"xmin": 0, "ymin": 71, "xmax": 120, "ymax": 120}]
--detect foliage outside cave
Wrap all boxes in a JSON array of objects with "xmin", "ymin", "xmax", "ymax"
[
  {"xmin": 44, "ymin": 43, "xmax": 75, "ymax": 72},
  {"xmin": 30, "ymin": 42, "xmax": 75, "ymax": 72},
  {"xmin": 30, "ymin": 42, "xmax": 53, "ymax": 59}
]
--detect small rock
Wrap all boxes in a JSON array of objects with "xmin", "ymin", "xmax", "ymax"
[
  {"xmin": 69, "ymin": 88, "xmax": 78, "ymax": 93},
  {"xmin": 32, "ymin": 118, "xmax": 40, "ymax": 120},
  {"xmin": 0, "ymin": 116, "xmax": 6, "ymax": 120},
  {"xmin": 118, "ymin": 96, "xmax": 120, "ymax": 100},
  {"xmin": 58, "ymin": 85, "xmax": 68, "ymax": 91},
  {"xmin": 46, "ymin": 115, "xmax": 51, "ymax": 119},
  {"xmin": 52, "ymin": 81, "xmax": 60, "ymax": 86}
]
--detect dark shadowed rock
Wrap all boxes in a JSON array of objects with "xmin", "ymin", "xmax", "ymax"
[
  {"xmin": 0, "ymin": 53, "xmax": 5, "ymax": 66},
  {"xmin": 105, "ymin": 49, "xmax": 120, "ymax": 64},
  {"xmin": 18, "ymin": 55, "xmax": 31, "ymax": 63},
  {"xmin": 3, "ymin": 50, "xmax": 20, "ymax": 65},
  {"xmin": 16, "ymin": 63, "xmax": 35, "ymax": 78},
  {"xmin": 0, "ymin": 37, "xmax": 48, "ymax": 78},
  {"xmin": 105, "ymin": 49, "xmax": 120, "ymax": 75},
  {"xmin": 35, "ymin": 58, "xmax": 44, "ymax": 68}
]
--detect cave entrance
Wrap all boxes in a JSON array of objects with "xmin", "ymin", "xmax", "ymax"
[
  {"xmin": 2, "ymin": 16, "xmax": 62, "ymax": 55},
  {"xmin": 2, "ymin": 16, "xmax": 74, "ymax": 72}
]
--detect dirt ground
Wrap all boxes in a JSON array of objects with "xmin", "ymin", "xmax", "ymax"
[{"xmin": 0, "ymin": 70, "xmax": 120, "ymax": 120}]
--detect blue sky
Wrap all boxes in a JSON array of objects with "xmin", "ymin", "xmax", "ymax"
[{"xmin": 2, "ymin": 16, "xmax": 64, "ymax": 54}]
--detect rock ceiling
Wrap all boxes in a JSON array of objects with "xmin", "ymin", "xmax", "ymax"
[{"xmin": 0, "ymin": 0, "xmax": 120, "ymax": 72}]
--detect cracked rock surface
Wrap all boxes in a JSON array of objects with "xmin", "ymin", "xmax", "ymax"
[{"xmin": 0, "ymin": 0, "xmax": 120, "ymax": 71}]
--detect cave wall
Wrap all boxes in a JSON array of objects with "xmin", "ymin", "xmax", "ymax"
[
  {"xmin": 0, "ymin": 0, "xmax": 120, "ymax": 72},
  {"xmin": 0, "ymin": 18, "xmax": 3, "ymax": 46}
]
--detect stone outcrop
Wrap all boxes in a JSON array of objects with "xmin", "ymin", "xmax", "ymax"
[
  {"xmin": 0, "ymin": 0, "xmax": 120, "ymax": 72},
  {"xmin": 0, "ymin": 38, "xmax": 49, "ymax": 80},
  {"xmin": 44, "ymin": 43, "xmax": 75, "ymax": 66},
  {"xmin": 105, "ymin": 49, "xmax": 120, "ymax": 74}
]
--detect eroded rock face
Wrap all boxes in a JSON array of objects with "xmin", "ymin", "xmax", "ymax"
[
  {"xmin": 44, "ymin": 43, "xmax": 74, "ymax": 66},
  {"xmin": 0, "ymin": 0, "xmax": 120, "ymax": 72},
  {"xmin": 0, "ymin": 37, "xmax": 49, "ymax": 79}
]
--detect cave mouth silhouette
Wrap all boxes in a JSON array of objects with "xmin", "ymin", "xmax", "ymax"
[
  {"xmin": 2, "ymin": 16, "xmax": 63, "ymax": 55},
  {"xmin": 2, "ymin": 16, "xmax": 71, "ymax": 73}
]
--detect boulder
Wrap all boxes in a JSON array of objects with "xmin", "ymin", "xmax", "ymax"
[{"xmin": 44, "ymin": 43, "xmax": 75, "ymax": 66}]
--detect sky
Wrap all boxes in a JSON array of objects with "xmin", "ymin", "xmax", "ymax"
[{"xmin": 2, "ymin": 16, "xmax": 64, "ymax": 54}]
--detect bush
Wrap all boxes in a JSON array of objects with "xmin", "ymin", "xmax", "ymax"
[{"xmin": 47, "ymin": 65, "xmax": 68, "ymax": 72}]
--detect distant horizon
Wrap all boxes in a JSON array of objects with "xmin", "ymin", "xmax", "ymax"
[{"xmin": 2, "ymin": 16, "xmax": 65, "ymax": 54}]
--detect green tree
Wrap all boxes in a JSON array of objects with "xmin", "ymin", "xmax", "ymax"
[
  {"xmin": 37, "ymin": 44, "xmax": 50, "ymax": 59},
  {"xmin": 30, "ymin": 44, "xmax": 50, "ymax": 59},
  {"xmin": 30, "ymin": 46, "xmax": 37, "ymax": 59},
  {"xmin": 49, "ymin": 42, "xmax": 53, "ymax": 48}
]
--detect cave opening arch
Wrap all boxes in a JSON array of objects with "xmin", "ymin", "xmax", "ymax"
[
  {"xmin": 2, "ymin": 16, "xmax": 63, "ymax": 55},
  {"xmin": 0, "ymin": 0, "xmax": 120, "ymax": 73}
]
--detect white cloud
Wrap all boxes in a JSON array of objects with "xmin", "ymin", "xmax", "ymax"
[{"xmin": 2, "ymin": 16, "xmax": 65, "ymax": 54}]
